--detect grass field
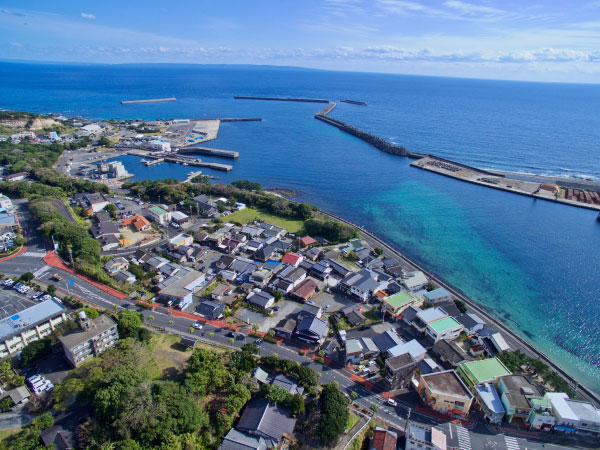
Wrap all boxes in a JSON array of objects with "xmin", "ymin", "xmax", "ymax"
[
  {"xmin": 226, "ymin": 207, "xmax": 305, "ymax": 234},
  {"xmin": 0, "ymin": 429, "xmax": 20, "ymax": 441},
  {"xmin": 345, "ymin": 411, "xmax": 360, "ymax": 432}
]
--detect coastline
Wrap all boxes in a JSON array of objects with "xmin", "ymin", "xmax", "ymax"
[{"xmin": 316, "ymin": 209, "xmax": 600, "ymax": 406}]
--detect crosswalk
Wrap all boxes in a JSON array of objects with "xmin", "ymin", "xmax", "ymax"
[
  {"xmin": 455, "ymin": 425, "xmax": 471, "ymax": 450},
  {"xmin": 504, "ymin": 435, "xmax": 520, "ymax": 450},
  {"xmin": 32, "ymin": 266, "xmax": 51, "ymax": 278},
  {"xmin": 22, "ymin": 251, "xmax": 46, "ymax": 258}
]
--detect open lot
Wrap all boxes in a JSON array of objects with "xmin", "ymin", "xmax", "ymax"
[
  {"xmin": 309, "ymin": 288, "xmax": 355, "ymax": 313},
  {"xmin": 35, "ymin": 353, "xmax": 71, "ymax": 385},
  {"xmin": 0, "ymin": 288, "xmax": 36, "ymax": 320},
  {"xmin": 226, "ymin": 207, "xmax": 305, "ymax": 234}
]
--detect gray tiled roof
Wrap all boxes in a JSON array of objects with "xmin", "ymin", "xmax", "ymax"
[
  {"xmin": 219, "ymin": 429, "xmax": 267, "ymax": 450},
  {"xmin": 237, "ymin": 398, "xmax": 296, "ymax": 443}
]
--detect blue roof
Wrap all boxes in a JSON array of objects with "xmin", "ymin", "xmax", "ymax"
[
  {"xmin": 0, "ymin": 300, "xmax": 65, "ymax": 340},
  {"xmin": 423, "ymin": 287, "xmax": 452, "ymax": 301}
]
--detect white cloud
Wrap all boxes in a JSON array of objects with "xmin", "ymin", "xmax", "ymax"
[
  {"xmin": 444, "ymin": 0, "xmax": 505, "ymax": 17},
  {"xmin": 10, "ymin": 42, "xmax": 22, "ymax": 47},
  {"xmin": 80, "ymin": 12, "xmax": 96, "ymax": 20}
]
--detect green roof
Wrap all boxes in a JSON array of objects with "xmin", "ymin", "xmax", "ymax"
[
  {"xmin": 530, "ymin": 397, "xmax": 550, "ymax": 408},
  {"xmin": 428, "ymin": 316, "xmax": 462, "ymax": 333},
  {"xmin": 348, "ymin": 238, "xmax": 363, "ymax": 250},
  {"xmin": 384, "ymin": 291, "xmax": 417, "ymax": 309},
  {"xmin": 346, "ymin": 339, "xmax": 363, "ymax": 354},
  {"xmin": 458, "ymin": 358, "xmax": 511, "ymax": 385},
  {"xmin": 150, "ymin": 206, "xmax": 168, "ymax": 215}
]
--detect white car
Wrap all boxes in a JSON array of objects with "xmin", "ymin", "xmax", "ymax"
[
  {"xmin": 192, "ymin": 322, "xmax": 203, "ymax": 330},
  {"xmin": 386, "ymin": 398, "xmax": 397, "ymax": 407},
  {"xmin": 3, "ymin": 279, "xmax": 14, "ymax": 287}
]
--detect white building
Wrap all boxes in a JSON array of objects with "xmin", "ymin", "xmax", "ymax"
[
  {"xmin": 148, "ymin": 206, "xmax": 171, "ymax": 225},
  {"xmin": 58, "ymin": 313, "xmax": 119, "ymax": 367},
  {"xmin": 402, "ymin": 271, "xmax": 429, "ymax": 291},
  {"xmin": 546, "ymin": 392, "xmax": 600, "ymax": 434},
  {"xmin": 150, "ymin": 140, "xmax": 171, "ymax": 152},
  {"xmin": 0, "ymin": 194, "xmax": 13, "ymax": 212},
  {"xmin": 0, "ymin": 300, "xmax": 68, "ymax": 359},
  {"xmin": 405, "ymin": 423, "xmax": 446, "ymax": 450}
]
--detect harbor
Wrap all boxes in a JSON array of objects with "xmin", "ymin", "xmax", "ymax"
[
  {"xmin": 178, "ymin": 146, "xmax": 239, "ymax": 159},
  {"xmin": 121, "ymin": 97, "xmax": 176, "ymax": 104},
  {"xmin": 127, "ymin": 150, "xmax": 232, "ymax": 171},
  {"xmin": 141, "ymin": 158, "xmax": 164, "ymax": 166}
]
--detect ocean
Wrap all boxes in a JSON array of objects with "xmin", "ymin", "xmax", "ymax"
[{"xmin": 1, "ymin": 62, "xmax": 599, "ymax": 393}]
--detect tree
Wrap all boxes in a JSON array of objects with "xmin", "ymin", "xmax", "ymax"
[
  {"xmin": 374, "ymin": 247, "xmax": 384, "ymax": 256},
  {"xmin": 454, "ymin": 299, "xmax": 467, "ymax": 314},
  {"xmin": 229, "ymin": 338, "xmax": 235, "ymax": 345},
  {"xmin": 168, "ymin": 320, "xmax": 174, "ymax": 326},
  {"xmin": 104, "ymin": 203, "xmax": 117, "ymax": 219},
  {"xmin": 189, "ymin": 327, "xmax": 194, "ymax": 334},
  {"xmin": 112, "ymin": 303, "xmax": 119, "ymax": 312},
  {"xmin": 21, "ymin": 338, "xmax": 54, "ymax": 367},
  {"xmin": 80, "ymin": 307, "xmax": 100, "ymax": 319},
  {"xmin": 19, "ymin": 272, "xmax": 34, "ymax": 282},
  {"xmin": 208, "ymin": 332, "xmax": 214, "ymax": 338},
  {"xmin": 318, "ymin": 383, "xmax": 349, "ymax": 444},
  {"xmin": 98, "ymin": 136, "xmax": 111, "ymax": 147},
  {"xmin": 117, "ymin": 310, "xmax": 144, "ymax": 339},
  {"xmin": 148, "ymin": 315, "xmax": 155, "ymax": 324},
  {"xmin": 46, "ymin": 284, "xmax": 57, "ymax": 295},
  {"xmin": 287, "ymin": 393, "xmax": 305, "ymax": 416}
]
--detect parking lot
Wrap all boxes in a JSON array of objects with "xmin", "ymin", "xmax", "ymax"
[
  {"xmin": 310, "ymin": 288, "xmax": 355, "ymax": 313},
  {"xmin": 0, "ymin": 285, "xmax": 37, "ymax": 320},
  {"xmin": 236, "ymin": 298, "xmax": 304, "ymax": 332}
]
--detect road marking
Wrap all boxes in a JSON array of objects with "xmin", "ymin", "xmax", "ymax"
[
  {"xmin": 455, "ymin": 425, "xmax": 471, "ymax": 450},
  {"xmin": 22, "ymin": 251, "xmax": 46, "ymax": 258},
  {"xmin": 33, "ymin": 266, "xmax": 50, "ymax": 278},
  {"xmin": 504, "ymin": 435, "xmax": 520, "ymax": 450},
  {"xmin": 449, "ymin": 424, "xmax": 453, "ymax": 439}
]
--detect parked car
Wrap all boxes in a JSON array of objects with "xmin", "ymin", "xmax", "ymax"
[{"xmin": 386, "ymin": 398, "xmax": 397, "ymax": 407}]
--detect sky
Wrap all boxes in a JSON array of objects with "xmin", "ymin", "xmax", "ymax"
[{"xmin": 1, "ymin": 0, "xmax": 600, "ymax": 82}]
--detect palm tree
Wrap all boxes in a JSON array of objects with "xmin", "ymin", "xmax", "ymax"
[
  {"xmin": 168, "ymin": 320, "xmax": 174, "ymax": 326},
  {"xmin": 112, "ymin": 304, "xmax": 118, "ymax": 312},
  {"xmin": 189, "ymin": 326, "xmax": 194, "ymax": 334},
  {"xmin": 148, "ymin": 315, "xmax": 154, "ymax": 324},
  {"xmin": 252, "ymin": 324, "xmax": 259, "ymax": 331},
  {"xmin": 229, "ymin": 338, "xmax": 234, "ymax": 345},
  {"xmin": 209, "ymin": 332, "xmax": 214, "ymax": 338}
]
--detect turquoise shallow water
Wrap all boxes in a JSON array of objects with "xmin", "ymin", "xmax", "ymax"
[{"xmin": 1, "ymin": 62, "xmax": 599, "ymax": 393}]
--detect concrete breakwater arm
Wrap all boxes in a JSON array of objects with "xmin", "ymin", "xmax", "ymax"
[
  {"xmin": 234, "ymin": 95, "xmax": 329, "ymax": 103},
  {"xmin": 121, "ymin": 97, "xmax": 176, "ymax": 104},
  {"xmin": 340, "ymin": 99, "xmax": 367, "ymax": 106},
  {"xmin": 315, "ymin": 111, "xmax": 420, "ymax": 158}
]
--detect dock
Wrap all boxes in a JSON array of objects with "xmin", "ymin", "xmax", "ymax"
[
  {"xmin": 127, "ymin": 150, "xmax": 232, "ymax": 171},
  {"xmin": 178, "ymin": 146, "xmax": 239, "ymax": 159},
  {"xmin": 142, "ymin": 158, "xmax": 164, "ymax": 166},
  {"xmin": 121, "ymin": 97, "xmax": 176, "ymax": 105},
  {"xmin": 234, "ymin": 96, "xmax": 329, "ymax": 104},
  {"xmin": 340, "ymin": 99, "xmax": 367, "ymax": 106}
]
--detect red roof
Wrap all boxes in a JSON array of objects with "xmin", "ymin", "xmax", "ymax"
[
  {"xmin": 281, "ymin": 252, "xmax": 302, "ymax": 266},
  {"xmin": 299, "ymin": 236, "xmax": 317, "ymax": 246},
  {"xmin": 371, "ymin": 429, "xmax": 397, "ymax": 450}
]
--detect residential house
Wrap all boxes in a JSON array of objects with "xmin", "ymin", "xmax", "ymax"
[
  {"xmin": 401, "ymin": 305, "xmax": 422, "ymax": 326},
  {"xmin": 271, "ymin": 374, "xmax": 304, "ymax": 395},
  {"xmin": 274, "ymin": 319, "xmax": 296, "ymax": 339},
  {"xmin": 256, "ymin": 222, "xmax": 285, "ymax": 239},
  {"xmin": 271, "ymin": 266, "xmax": 306, "ymax": 293},
  {"xmin": 191, "ymin": 195, "xmax": 217, "ymax": 216},
  {"xmin": 169, "ymin": 233, "xmax": 193, "ymax": 249},
  {"xmin": 417, "ymin": 370, "xmax": 474, "ymax": 417},
  {"xmin": 457, "ymin": 358, "xmax": 512, "ymax": 387},
  {"xmin": 496, "ymin": 375, "xmax": 541, "ymax": 423},
  {"xmin": 94, "ymin": 211, "xmax": 111, "ymax": 223},
  {"xmin": 297, "ymin": 235, "xmax": 317, "ymax": 248},
  {"xmin": 59, "ymin": 314, "xmax": 119, "ymax": 367},
  {"xmin": 90, "ymin": 221, "xmax": 120, "ymax": 240},
  {"xmin": 212, "ymin": 284, "xmax": 233, "ymax": 300},
  {"xmin": 98, "ymin": 235, "xmax": 120, "ymax": 251},
  {"xmin": 255, "ymin": 244, "xmax": 277, "ymax": 262},
  {"xmin": 381, "ymin": 291, "xmax": 423, "ymax": 318},
  {"xmin": 432, "ymin": 340, "xmax": 473, "ymax": 367},
  {"xmin": 413, "ymin": 307, "xmax": 449, "ymax": 333},
  {"xmin": 121, "ymin": 215, "xmax": 151, "ymax": 231},
  {"xmin": 345, "ymin": 339, "xmax": 364, "ymax": 365},
  {"xmin": 298, "ymin": 303, "xmax": 322, "ymax": 321},
  {"xmin": 405, "ymin": 423, "xmax": 447, "ymax": 450},
  {"xmin": 526, "ymin": 396, "xmax": 557, "ymax": 430},
  {"xmin": 546, "ymin": 392, "xmax": 600, "ymax": 434},
  {"xmin": 103, "ymin": 257, "xmax": 129, "ymax": 275},
  {"xmin": 487, "ymin": 332, "xmax": 511, "ymax": 354},
  {"xmin": 310, "ymin": 261, "xmax": 332, "ymax": 280},
  {"xmin": 342, "ymin": 238, "xmax": 364, "ymax": 254},
  {"xmin": 295, "ymin": 316, "xmax": 328, "ymax": 345},
  {"xmin": 326, "ymin": 259, "xmax": 353, "ymax": 278},
  {"xmin": 388, "ymin": 339, "xmax": 427, "ymax": 361},
  {"xmin": 144, "ymin": 256, "xmax": 169, "ymax": 272},
  {"xmin": 218, "ymin": 428, "xmax": 267, "ymax": 450},
  {"xmin": 247, "ymin": 291, "xmax": 275, "ymax": 310},
  {"xmin": 197, "ymin": 300, "xmax": 225, "ymax": 320},
  {"xmin": 418, "ymin": 358, "xmax": 441, "ymax": 376},
  {"xmin": 340, "ymin": 268, "xmax": 387, "ymax": 302},
  {"xmin": 385, "ymin": 353, "xmax": 417, "ymax": 389},
  {"xmin": 236, "ymin": 398, "xmax": 296, "ymax": 446},
  {"xmin": 340, "ymin": 304, "xmax": 366, "ymax": 327},
  {"xmin": 370, "ymin": 427, "xmax": 397, "ymax": 450},
  {"xmin": 290, "ymin": 278, "xmax": 318, "ymax": 302},
  {"xmin": 303, "ymin": 246, "xmax": 321, "ymax": 261},
  {"xmin": 473, "ymin": 383, "xmax": 505, "ymax": 424},
  {"xmin": 241, "ymin": 225, "xmax": 264, "ymax": 239},
  {"xmin": 113, "ymin": 271, "xmax": 136, "ymax": 284},
  {"xmin": 4, "ymin": 172, "xmax": 28, "ymax": 181},
  {"xmin": 281, "ymin": 252, "xmax": 303, "ymax": 267},
  {"xmin": 423, "ymin": 287, "xmax": 453, "ymax": 304},
  {"xmin": 244, "ymin": 239, "xmax": 264, "ymax": 253},
  {"xmin": 359, "ymin": 337, "xmax": 379, "ymax": 359},
  {"xmin": 249, "ymin": 268, "xmax": 273, "ymax": 288},
  {"xmin": 40, "ymin": 425, "xmax": 74, "ymax": 450},
  {"xmin": 373, "ymin": 330, "xmax": 403, "ymax": 355},
  {"xmin": 268, "ymin": 239, "xmax": 293, "ymax": 253},
  {"xmin": 425, "ymin": 317, "xmax": 464, "ymax": 343},
  {"xmin": 402, "ymin": 271, "xmax": 429, "ymax": 291},
  {"xmin": 158, "ymin": 269, "xmax": 205, "ymax": 310},
  {"xmin": 455, "ymin": 313, "xmax": 486, "ymax": 335},
  {"xmin": 76, "ymin": 192, "xmax": 108, "ymax": 213},
  {"xmin": 147, "ymin": 206, "xmax": 171, "ymax": 225}
]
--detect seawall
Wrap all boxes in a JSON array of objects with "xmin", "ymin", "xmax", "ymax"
[{"xmin": 319, "ymin": 209, "xmax": 600, "ymax": 406}]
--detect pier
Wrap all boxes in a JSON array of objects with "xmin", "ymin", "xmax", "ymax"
[
  {"xmin": 127, "ymin": 150, "xmax": 233, "ymax": 171},
  {"xmin": 121, "ymin": 97, "xmax": 176, "ymax": 105},
  {"xmin": 178, "ymin": 146, "xmax": 239, "ymax": 159},
  {"xmin": 340, "ymin": 99, "xmax": 367, "ymax": 106},
  {"xmin": 234, "ymin": 96, "xmax": 329, "ymax": 103},
  {"xmin": 142, "ymin": 158, "xmax": 164, "ymax": 166}
]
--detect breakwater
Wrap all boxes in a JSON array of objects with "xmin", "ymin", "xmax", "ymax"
[
  {"xmin": 340, "ymin": 99, "xmax": 367, "ymax": 106},
  {"xmin": 315, "ymin": 105, "xmax": 421, "ymax": 158},
  {"xmin": 121, "ymin": 97, "xmax": 176, "ymax": 104},
  {"xmin": 234, "ymin": 96, "xmax": 329, "ymax": 103},
  {"xmin": 219, "ymin": 118, "xmax": 262, "ymax": 122},
  {"xmin": 319, "ymin": 209, "xmax": 600, "ymax": 407}
]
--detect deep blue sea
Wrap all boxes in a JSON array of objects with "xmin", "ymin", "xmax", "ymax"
[{"xmin": 1, "ymin": 62, "xmax": 599, "ymax": 393}]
